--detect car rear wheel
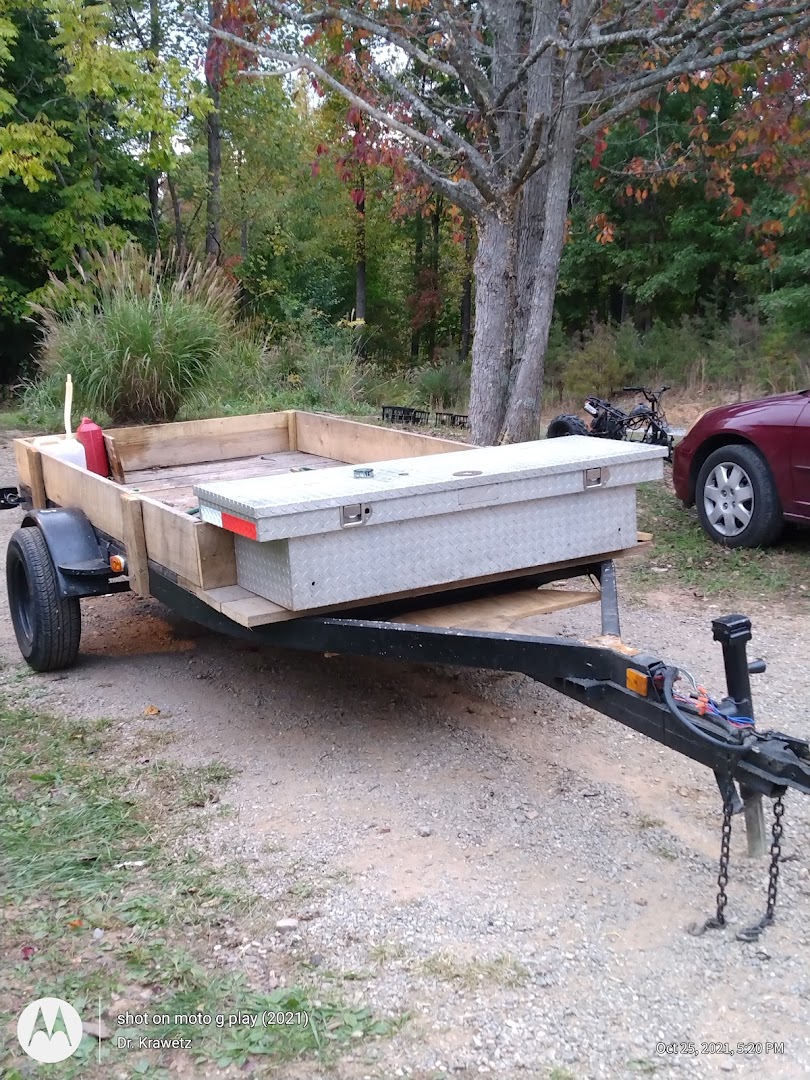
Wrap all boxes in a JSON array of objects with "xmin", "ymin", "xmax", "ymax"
[{"xmin": 695, "ymin": 444, "xmax": 783, "ymax": 548}]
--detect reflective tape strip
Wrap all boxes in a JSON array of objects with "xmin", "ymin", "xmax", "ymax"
[{"xmin": 221, "ymin": 512, "xmax": 258, "ymax": 540}]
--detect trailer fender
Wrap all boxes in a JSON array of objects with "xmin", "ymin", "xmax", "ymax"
[{"xmin": 21, "ymin": 508, "xmax": 114, "ymax": 598}]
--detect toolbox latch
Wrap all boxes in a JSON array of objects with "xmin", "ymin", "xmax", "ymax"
[
  {"xmin": 340, "ymin": 503, "xmax": 372, "ymax": 527},
  {"xmin": 584, "ymin": 467, "xmax": 607, "ymax": 488}
]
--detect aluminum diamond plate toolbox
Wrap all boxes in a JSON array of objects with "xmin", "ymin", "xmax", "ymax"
[{"xmin": 194, "ymin": 436, "xmax": 665, "ymax": 610}]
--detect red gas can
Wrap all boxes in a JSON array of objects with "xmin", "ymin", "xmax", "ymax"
[{"xmin": 76, "ymin": 416, "xmax": 109, "ymax": 477}]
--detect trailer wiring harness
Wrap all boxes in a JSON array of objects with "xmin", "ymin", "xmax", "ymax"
[{"xmin": 660, "ymin": 665, "xmax": 786, "ymax": 941}]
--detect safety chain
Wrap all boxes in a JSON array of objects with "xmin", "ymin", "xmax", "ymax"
[
  {"xmin": 689, "ymin": 794, "xmax": 786, "ymax": 940},
  {"xmin": 689, "ymin": 798, "xmax": 733, "ymax": 936},
  {"xmin": 736, "ymin": 796, "xmax": 785, "ymax": 943}
]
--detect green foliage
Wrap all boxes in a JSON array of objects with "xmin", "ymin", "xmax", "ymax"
[
  {"xmin": 416, "ymin": 361, "xmax": 469, "ymax": 410},
  {"xmin": 182, "ymin": 315, "xmax": 370, "ymax": 420},
  {"xmin": 545, "ymin": 313, "xmax": 805, "ymax": 402},
  {"xmin": 30, "ymin": 244, "xmax": 253, "ymax": 423}
]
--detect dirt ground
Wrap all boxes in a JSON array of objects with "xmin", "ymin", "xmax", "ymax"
[{"xmin": 1, "ymin": 432, "xmax": 809, "ymax": 1080}]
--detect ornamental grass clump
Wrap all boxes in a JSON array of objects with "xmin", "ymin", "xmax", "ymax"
[{"xmin": 32, "ymin": 244, "xmax": 240, "ymax": 424}]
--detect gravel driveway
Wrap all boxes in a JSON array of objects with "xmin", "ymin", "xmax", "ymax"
[{"xmin": 1, "ymin": 435, "xmax": 809, "ymax": 1080}]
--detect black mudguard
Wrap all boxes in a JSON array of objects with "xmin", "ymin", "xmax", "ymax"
[{"xmin": 21, "ymin": 508, "xmax": 114, "ymax": 598}]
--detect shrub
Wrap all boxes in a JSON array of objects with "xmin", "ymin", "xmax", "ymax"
[
  {"xmin": 415, "ymin": 361, "xmax": 469, "ymax": 410},
  {"xmin": 30, "ymin": 245, "xmax": 245, "ymax": 425}
]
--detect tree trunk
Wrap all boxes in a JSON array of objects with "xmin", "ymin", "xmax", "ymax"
[
  {"xmin": 166, "ymin": 173, "xmax": 185, "ymax": 262},
  {"xmin": 424, "ymin": 196, "xmax": 442, "ymax": 362},
  {"xmin": 148, "ymin": 171, "xmax": 161, "ymax": 243},
  {"xmin": 147, "ymin": 0, "xmax": 162, "ymax": 247},
  {"xmin": 469, "ymin": 209, "xmax": 516, "ymax": 445},
  {"xmin": 205, "ymin": 83, "xmax": 221, "ymax": 259},
  {"xmin": 511, "ymin": 4, "xmax": 554, "ymax": 372},
  {"xmin": 355, "ymin": 174, "xmax": 366, "ymax": 322},
  {"xmin": 410, "ymin": 209, "xmax": 424, "ymax": 361},
  {"xmin": 502, "ymin": 102, "xmax": 579, "ymax": 443},
  {"xmin": 459, "ymin": 215, "xmax": 473, "ymax": 364}
]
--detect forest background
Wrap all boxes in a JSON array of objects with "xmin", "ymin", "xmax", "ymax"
[{"xmin": 1, "ymin": 0, "xmax": 809, "ymax": 436}]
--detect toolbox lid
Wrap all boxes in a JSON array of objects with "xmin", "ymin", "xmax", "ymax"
[{"xmin": 194, "ymin": 436, "xmax": 665, "ymax": 522}]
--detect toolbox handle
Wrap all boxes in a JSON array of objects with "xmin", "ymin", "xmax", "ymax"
[{"xmin": 340, "ymin": 503, "xmax": 373, "ymax": 527}]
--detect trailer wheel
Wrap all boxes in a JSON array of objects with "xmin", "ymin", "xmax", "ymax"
[
  {"xmin": 547, "ymin": 414, "xmax": 589, "ymax": 438},
  {"xmin": 6, "ymin": 527, "xmax": 81, "ymax": 671}
]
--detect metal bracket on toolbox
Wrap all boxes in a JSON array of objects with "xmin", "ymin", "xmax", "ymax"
[
  {"xmin": 339, "ymin": 503, "xmax": 372, "ymax": 527},
  {"xmin": 584, "ymin": 467, "xmax": 607, "ymax": 488}
]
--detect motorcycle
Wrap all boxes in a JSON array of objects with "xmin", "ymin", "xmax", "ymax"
[{"xmin": 547, "ymin": 385, "xmax": 675, "ymax": 459}]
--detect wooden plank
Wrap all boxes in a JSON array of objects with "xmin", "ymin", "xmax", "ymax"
[
  {"xmin": 197, "ymin": 517, "xmax": 237, "ymax": 589},
  {"xmin": 186, "ymin": 549, "xmax": 634, "ymax": 629},
  {"xmin": 287, "ymin": 409, "xmax": 298, "ymax": 451},
  {"xmin": 139, "ymin": 497, "xmax": 237, "ymax": 589},
  {"xmin": 295, "ymin": 412, "xmax": 469, "ymax": 464},
  {"xmin": 393, "ymin": 587, "xmax": 600, "ymax": 632},
  {"xmin": 125, "ymin": 451, "xmax": 343, "ymax": 489},
  {"xmin": 25, "ymin": 445, "xmax": 46, "ymax": 510},
  {"xmin": 104, "ymin": 434, "xmax": 125, "ymax": 483},
  {"xmin": 106, "ymin": 412, "xmax": 291, "ymax": 472},
  {"xmin": 637, "ymin": 530, "xmax": 653, "ymax": 543},
  {"xmin": 13, "ymin": 438, "xmax": 33, "ymax": 491},
  {"xmin": 140, "ymin": 496, "xmax": 236, "ymax": 589},
  {"xmin": 39, "ymin": 452, "xmax": 125, "ymax": 538},
  {"xmin": 120, "ymin": 495, "xmax": 150, "ymax": 597}
]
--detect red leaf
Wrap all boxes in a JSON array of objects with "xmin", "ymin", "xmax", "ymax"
[{"xmin": 21, "ymin": 945, "xmax": 35, "ymax": 960}]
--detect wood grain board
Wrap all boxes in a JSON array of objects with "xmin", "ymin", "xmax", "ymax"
[
  {"xmin": 106, "ymin": 411, "xmax": 292, "ymax": 472},
  {"xmin": 295, "ymin": 411, "xmax": 468, "ymax": 464},
  {"xmin": 185, "ymin": 550, "xmax": 631, "ymax": 628},
  {"xmin": 393, "ymin": 587, "xmax": 600, "ymax": 632},
  {"xmin": 122, "ymin": 450, "xmax": 345, "ymax": 510}
]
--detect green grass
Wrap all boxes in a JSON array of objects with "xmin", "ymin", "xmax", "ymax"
[
  {"xmin": 418, "ymin": 951, "xmax": 529, "ymax": 989},
  {"xmin": 632, "ymin": 480, "xmax": 810, "ymax": 600},
  {"xmin": 0, "ymin": 698, "xmax": 396, "ymax": 1077}
]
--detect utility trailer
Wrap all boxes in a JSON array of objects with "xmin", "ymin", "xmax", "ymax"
[{"xmin": 4, "ymin": 409, "xmax": 810, "ymax": 939}]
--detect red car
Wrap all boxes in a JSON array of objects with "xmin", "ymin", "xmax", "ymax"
[{"xmin": 672, "ymin": 390, "xmax": 810, "ymax": 547}]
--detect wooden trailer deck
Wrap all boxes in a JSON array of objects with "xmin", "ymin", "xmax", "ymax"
[
  {"xmin": 13, "ymin": 409, "xmax": 625, "ymax": 633},
  {"xmin": 121, "ymin": 450, "xmax": 346, "ymax": 512}
]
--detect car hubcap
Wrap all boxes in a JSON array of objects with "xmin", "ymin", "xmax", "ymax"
[{"xmin": 703, "ymin": 462, "xmax": 754, "ymax": 537}]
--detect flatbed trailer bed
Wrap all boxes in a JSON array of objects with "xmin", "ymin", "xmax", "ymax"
[{"xmin": 4, "ymin": 409, "xmax": 810, "ymax": 939}]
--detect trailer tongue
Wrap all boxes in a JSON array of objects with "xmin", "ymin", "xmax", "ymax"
[{"xmin": 149, "ymin": 557, "xmax": 810, "ymax": 942}]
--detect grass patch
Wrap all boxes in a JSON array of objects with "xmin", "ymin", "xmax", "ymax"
[
  {"xmin": 0, "ymin": 698, "xmax": 396, "ymax": 1077},
  {"xmin": 633, "ymin": 480, "xmax": 810, "ymax": 600},
  {"xmin": 637, "ymin": 815, "xmax": 664, "ymax": 830},
  {"xmin": 418, "ymin": 951, "xmax": 529, "ymax": 989}
]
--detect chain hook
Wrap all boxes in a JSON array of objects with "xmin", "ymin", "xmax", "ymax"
[{"xmin": 736, "ymin": 795, "xmax": 785, "ymax": 943}]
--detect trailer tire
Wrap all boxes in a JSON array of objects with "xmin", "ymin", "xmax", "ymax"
[
  {"xmin": 6, "ymin": 526, "xmax": 81, "ymax": 671},
  {"xmin": 547, "ymin": 414, "xmax": 589, "ymax": 438}
]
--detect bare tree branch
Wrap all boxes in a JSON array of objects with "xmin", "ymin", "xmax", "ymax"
[
  {"xmin": 405, "ymin": 154, "xmax": 484, "ymax": 217},
  {"xmin": 185, "ymin": 12, "xmax": 454, "ymax": 160},
  {"xmin": 262, "ymin": 0, "xmax": 457, "ymax": 78},
  {"xmin": 578, "ymin": 13, "xmax": 810, "ymax": 142}
]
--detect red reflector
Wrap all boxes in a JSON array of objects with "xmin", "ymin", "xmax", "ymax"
[{"xmin": 221, "ymin": 512, "xmax": 258, "ymax": 540}]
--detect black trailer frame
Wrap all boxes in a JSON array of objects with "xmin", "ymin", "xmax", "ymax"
[{"xmin": 6, "ymin": 500, "xmax": 810, "ymax": 938}]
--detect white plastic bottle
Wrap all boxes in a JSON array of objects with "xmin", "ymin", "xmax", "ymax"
[
  {"xmin": 32, "ymin": 374, "xmax": 87, "ymax": 468},
  {"xmin": 34, "ymin": 435, "xmax": 87, "ymax": 468}
]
